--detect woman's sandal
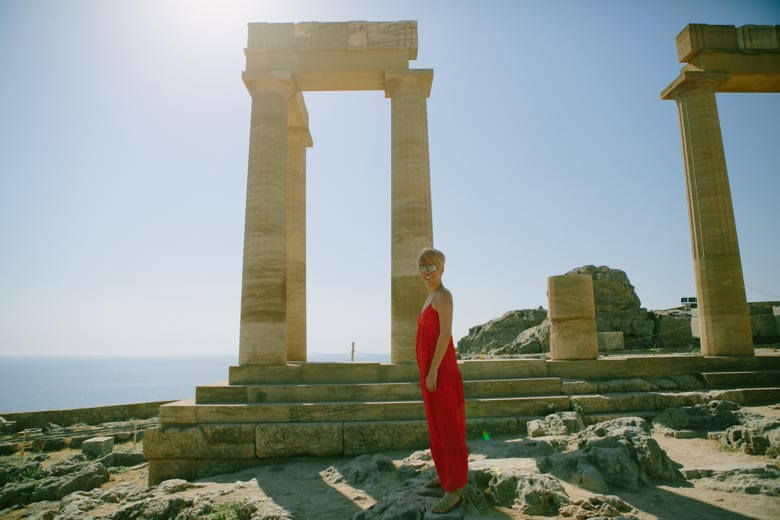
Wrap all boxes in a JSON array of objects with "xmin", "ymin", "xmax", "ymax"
[{"xmin": 432, "ymin": 491, "xmax": 462, "ymax": 514}]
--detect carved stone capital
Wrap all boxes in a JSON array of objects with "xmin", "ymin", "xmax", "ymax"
[
  {"xmin": 661, "ymin": 70, "xmax": 730, "ymax": 100},
  {"xmin": 384, "ymin": 69, "xmax": 433, "ymax": 99},
  {"xmin": 242, "ymin": 70, "xmax": 296, "ymax": 98}
]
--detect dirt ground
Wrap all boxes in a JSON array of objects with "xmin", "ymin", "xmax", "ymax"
[{"xmin": 2, "ymin": 406, "xmax": 779, "ymax": 519}]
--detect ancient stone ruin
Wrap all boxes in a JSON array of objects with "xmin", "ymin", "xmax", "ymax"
[{"xmin": 141, "ymin": 22, "xmax": 780, "ymax": 488}]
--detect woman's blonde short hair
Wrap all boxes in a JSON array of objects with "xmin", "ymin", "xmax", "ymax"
[{"xmin": 417, "ymin": 247, "xmax": 445, "ymax": 269}]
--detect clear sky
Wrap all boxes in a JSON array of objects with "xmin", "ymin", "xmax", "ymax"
[{"xmin": 1, "ymin": 0, "xmax": 778, "ymax": 359}]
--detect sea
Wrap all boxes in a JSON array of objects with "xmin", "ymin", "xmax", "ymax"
[{"xmin": 0, "ymin": 352, "xmax": 391, "ymax": 413}]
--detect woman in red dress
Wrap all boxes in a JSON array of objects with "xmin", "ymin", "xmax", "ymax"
[{"xmin": 415, "ymin": 247, "xmax": 468, "ymax": 513}]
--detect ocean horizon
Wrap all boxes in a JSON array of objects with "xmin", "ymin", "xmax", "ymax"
[{"xmin": 0, "ymin": 352, "xmax": 392, "ymax": 413}]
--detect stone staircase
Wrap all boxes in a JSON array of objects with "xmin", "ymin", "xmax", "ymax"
[{"xmin": 144, "ymin": 354, "xmax": 780, "ymax": 484}]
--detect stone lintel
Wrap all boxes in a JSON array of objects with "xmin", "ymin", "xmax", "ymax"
[
  {"xmin": 243, "ymin": 21, "xmax": 418, "ymax": 91},
  {"xmin": 660, "ymin": 70, "xmax": 730, "ymax": 100},
  {"xmin": 247, "ymin": 21, "xmax": 418, "ymax": 59},
  {"xmin": 384, "ymin": 68, "xmax": 433, "ymax": 98},
  {"xmin": 677, "ymin": 24, "xmax": 780, "ymax": 63}
]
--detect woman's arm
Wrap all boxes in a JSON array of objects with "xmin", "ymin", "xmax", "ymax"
[{"xmin": 426, "ymin": 290, "xmax": 453, "ymax": 392}]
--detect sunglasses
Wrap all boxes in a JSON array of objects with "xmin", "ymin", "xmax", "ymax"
[{"xmin": 417, "ymin": 264, "xmax": 438, "ymax": 274}]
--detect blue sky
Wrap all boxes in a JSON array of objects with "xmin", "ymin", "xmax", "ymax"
[{"xmin": 1, "ymin": 0, "xmax": 778, "ymax": 359}]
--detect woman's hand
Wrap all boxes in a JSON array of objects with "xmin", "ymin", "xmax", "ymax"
[{"xmin": 426, "ymin": 368, "xmax": 438, "ymax": 392}]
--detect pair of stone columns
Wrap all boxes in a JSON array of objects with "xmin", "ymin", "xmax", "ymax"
[
  {"xmin": 238, "ymin": 72, "xmax": 310, "ymax": 365},
  {"xmin": 238, "ymin": 70, "xmax": 434, "ymax": 366},
  {"xmin": 664, "ymin": 72, "xmax": 753, "ymax": 356}
]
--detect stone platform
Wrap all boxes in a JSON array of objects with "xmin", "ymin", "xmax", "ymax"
[{"xmin": 144, "ymin": 354, "xmax": 780, "ymax": 484}]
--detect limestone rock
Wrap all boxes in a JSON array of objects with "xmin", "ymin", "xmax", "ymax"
[
  {"xmin": 653, "ymin": 400, "xmax": 743, "ymax": 434},
  {"xmin": 527, "ymin": 412, "xmax": 584, "ymax": 437},
  {"xmin": 541, "ymin": 417, "xmax": 683, "ymax": 491},
  {"xmin": 0, "ymin": 460, "xmax": 109, "ymax": 508},
  {"xmin": 721, "ymin": 416, "xmax": 780, "ymax": 456},
  {"xmin": 353, "ymin": 486, "xmax": 438, "ymax": 520},
  {"xmin": 691, "ymin": 464, "xmax": 780, "ymax": 496},
  {"xmin": 457, "ymin": 309, "xmax": 547, "ymax": 356},
  {"xmin": 558, "ymin": 494, "xmax": 639, "ymax": 519},
  {"xmin": 97, "ymin": 450, "xmax": 146, "ymax": 468},
  {"xmin": 475, "ymin": 467, "xmax": 568, "ymax": 515},
  {"xmin": 322, "ymin": 454, "xmax": 396, "ymax": 487},
  {"xmin": 651, "ymin": 309, "xmax": 698, "ymax": 348},
  {"xmin": 504, "ymin": 319, "xmax": 550, "ymax": 355}
]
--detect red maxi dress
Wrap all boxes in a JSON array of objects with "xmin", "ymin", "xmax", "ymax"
[{"xmin": 416, "ymin": 302, "xmax": 469, "ymax": 492}]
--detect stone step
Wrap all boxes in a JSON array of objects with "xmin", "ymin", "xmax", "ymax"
[
  {"xmin": 161, "ymin": 386, "xmax": 780, "ymax": 426},
  {"xmin": 195, "ymin": 377, "xmax": 563, "ymax": 404},
  {"xmin": 144, "ymin": 404, "xmax": 736, "ymax": 485},
  {"xmin": 701, "ymin": 370, "xmax": 780, "ymax": 389},
  {"xmin": 160, "ymin": 395, "xmax": 572, "ymax": 425},
  {"xmin": 226, "ymin": 355, "xmax": 780, "ymax": 385},
  {"xmin": 570, "ymin": 387, "xmax": 780, "ymax": 414}
]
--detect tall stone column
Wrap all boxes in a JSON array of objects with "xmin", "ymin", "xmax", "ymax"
[
  {"xmin": 286, "ymin": 127, "xmax": 312, "ymax": 362},
  {"xmin": 665, "ymin": 73, "xmax": 753, "ymax": 356},
  {"xmin": 385, "ymin": 69, "xmax": 434, "ymax": 364},
  {"xmin": 238, "ymin": 72, "xmax": 295, "ymax": 365}
]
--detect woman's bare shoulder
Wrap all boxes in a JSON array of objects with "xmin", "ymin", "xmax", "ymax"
[{"xmin": 434, "ymin": 287, "xmax": 453, "ymax": 308}]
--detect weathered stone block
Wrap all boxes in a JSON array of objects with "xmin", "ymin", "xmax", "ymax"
[
  {"xmin": 256, "ymin": 422, "xmax": 342, "ymax": 457},
  {"xmin": 466, "ymin": 417, "xmax": 519, "ymax": 438},
  {"xmin": 343, "ymin": 420, "xmax": 429, "ymax": 456},
  {"xmin": 143, "ymin": 424, "xmax": 255, "ymax": 459},
  {"xmin": 81, "ymin": 436, "xmax": 113, "ymax": 458},
  {"xmin": 598, "ymin": 332, "xmax": 624, "ymax": 351},
  {"xmin": 548, "ymin": 274, "xmax": 596, "ymax": 320}
]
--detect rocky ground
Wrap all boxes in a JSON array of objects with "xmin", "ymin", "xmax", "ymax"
[{"xmin": 1, "ymin": 404, "xmax": 778, "ymax": 520}]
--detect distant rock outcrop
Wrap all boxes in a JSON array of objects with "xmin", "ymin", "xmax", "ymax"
[
  {"xmin": 457, "ymin": 264, "xmax": 709, "ymax": 357},
  {"xmin": 457, "ymin": 309, "xmax": 547, "ymax": 357}
]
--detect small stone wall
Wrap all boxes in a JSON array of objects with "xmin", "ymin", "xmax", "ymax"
[{"xmin": 0, "ymin": 401, "xmax": 174, "ymax": 429}]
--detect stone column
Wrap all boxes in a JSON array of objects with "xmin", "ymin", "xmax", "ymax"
[
  {"xmin": 548, "ymin": 274, "xmax": 598, "ymax": 360},
  {"xmin": 286, "ymin": 127, "xmax": 312, "ymax": 362},
  {"xmin": 664, "ymin": 73, "xmax": 753, "ymax": 356},
  {"xmin": 238, "ymin": 72, "xmax": 295, "ymax": 365},
  {"xmin": 385, "ymin": 69, "xmax": 434, "ymax": 364}
]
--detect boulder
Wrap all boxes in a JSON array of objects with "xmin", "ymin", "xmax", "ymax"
[
  {"xmin": 478, "ymin": 468, "xmax": 568, "ymax": 515},
  {"xmin": 653, "ymin": 400, "xmax": 743, "ymax": 434},
  {"xmin": 507, "ymin": 319, "xmax": 551, "ymax": 355},
  {"xmin": 721, "ymin": 416, "xmax": 780, "ymax": 456},
  {"xmin": 541, "ymin": 417, "xmax": 684, "ymax": 490},
  {"xmin": 528, "ymin": 412, "xmax": 584, "ymax": 437},
  {"xmin": 457, "ymin": 309, "xmax": 547, "ymax": 356}
]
